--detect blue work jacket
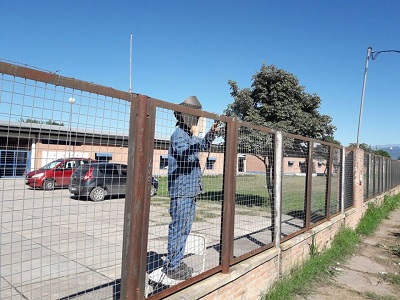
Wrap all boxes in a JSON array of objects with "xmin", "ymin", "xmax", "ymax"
[{"xmin": 168, "ymin": 125, "xmax": 216, "ymax": 199}]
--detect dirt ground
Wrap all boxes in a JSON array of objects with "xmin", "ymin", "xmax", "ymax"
[{"xmin": 294, "ymin": 208, "xmax": 400, "ymax": 300}]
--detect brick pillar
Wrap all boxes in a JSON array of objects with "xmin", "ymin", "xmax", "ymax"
[
  {"xmin": 344, "ymin": 147, "xmax": 365, "ymax": 228},
  {"xmin": 353, "ymin": 147, "xmax": 365, "ymax": 211}
]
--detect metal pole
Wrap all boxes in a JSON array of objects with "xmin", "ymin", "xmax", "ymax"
[
  {"xmin": 356, "ymin": 47, "xmax": 372, "ymax": 148},
  {"xmin": 68, "ymin": 97, "xmax": 75, "ymax": 157},
  {"xmin": 129, "ymin": 33, "xmax": 132, "ymax": 93}
]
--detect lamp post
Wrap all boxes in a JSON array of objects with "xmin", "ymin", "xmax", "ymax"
[
  {"xmin": 68, "ymin": 97, "xmax": 76, "ymax": 157},
  {"xmin": 356, "ymin": 47, "xmax": 400, "ymax": 148}
]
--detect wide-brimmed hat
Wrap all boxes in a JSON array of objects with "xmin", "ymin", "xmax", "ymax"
[
  {"xmin": 179, "ymin": 96, "xmax": 202, "ymax": 109},
  {"xmin": 174, "ymin": 96, "xmax": 202, "ymax": 128}
]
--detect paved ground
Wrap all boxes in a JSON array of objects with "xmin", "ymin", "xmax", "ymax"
[
  {"xmin": 294, "ymin": 207, "xmax": 400, "ymax": 300},
  {"xmin": 1, "ymin": 178, "xmax": 292, "ymax": 299}
]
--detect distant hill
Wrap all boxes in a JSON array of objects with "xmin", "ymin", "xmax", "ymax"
[{"xmin": 375, "ymin": 145, "xmax": 400, "ymax": 160}]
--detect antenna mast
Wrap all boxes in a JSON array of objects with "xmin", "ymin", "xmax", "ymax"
[{"xmin": 129, "ymin": 33, "xmax": 132, "ymax": 93}]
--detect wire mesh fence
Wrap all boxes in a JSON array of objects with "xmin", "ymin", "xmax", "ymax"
[
  {"xmin": 310, "ymin": 142, "xmax": 329, "ymax": 225},
  {"xmin": 329, "ymin": 146, "xmax": 342, "ymax": 216},
  {"xmin": 344, "ymin": 149, "xmax": 354, "ymax": 210},
  {"xmin": 0, "ymin": 71, "xmax": 129, "ymax": 299},
  {"xmin": 363, "ymin": 153, "xmax": 398, "ymax": 201},
  {"xmin": 146, "ymin": 106, "xmax": 226, "ymax": 296},
  {"xmin": 280, "ymin": 135, "xmax": 308, "ymax": 240},
  {"xmin": 232, "ymin": 125, "xmax": 274, "ymax": 262},
  {"xmin": 1, "ymin": 61, "xmax": 400, "ymax": 299}
]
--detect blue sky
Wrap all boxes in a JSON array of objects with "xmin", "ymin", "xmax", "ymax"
[{"xmin": 1, "ymin": 1, "xmax": 399, "ymax": 147}]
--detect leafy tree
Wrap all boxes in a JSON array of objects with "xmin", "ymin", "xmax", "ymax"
[
  {"xmin": 324, "ymin": 136, "xmax": 341, "ymax": 145},
  {"xmin": 373, "ymin": 149, "xmax": 391, "ymax": 158},
  {"xmin": 18, "ymin": 118, "xmax": 41, "ymax": 124},
  {"xmin": 348, "ymin": 143, "xmax": 373, "ymax": 152},
  {"xmin": 45, "ymin": 119, "xmax": 64, "ymax": 126},
  {"xmin": 18, "ymin": 118, "xmax": 64, "ymax": 126},
  {"xmin": 348, "ymin": 143, "xmax": 391, "ymax": 158},
  {"xmin": 225, "ymin": 64, "xmax": 336, "ymax": 139},
  {"xmin": 224, "ymin": 64, "xmax": 336, "ymax": 236}
]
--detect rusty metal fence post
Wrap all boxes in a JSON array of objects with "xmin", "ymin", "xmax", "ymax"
[
  {"xmin": 121, "ymin": 94, "xmax": 155, "ymax": 299},
  {"xmin": 220, "ymin": 117, "xmax": 238, "ymax": 273},
  {"xmin": 341, "ymin": 146, "xmax": 346, "ymax": 213},
  {"xmin": 305, "ymin": 140, "xmax": 313, "ymax": 230}
]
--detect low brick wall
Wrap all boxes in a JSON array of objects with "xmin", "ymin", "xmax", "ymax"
[{"xmin": 169, "ymin": 249, "xmax": 280, "ymax": 300}]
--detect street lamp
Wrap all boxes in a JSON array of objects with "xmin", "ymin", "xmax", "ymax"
[
  {"xmin": 68, "ymin": 97, "xmax": 76, "ymax": 157},
  {"xmin": 356, "ymin": 47, "xmax": 400, "ymax": 148}
]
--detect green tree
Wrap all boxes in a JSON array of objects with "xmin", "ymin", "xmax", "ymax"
[
  {"xmin": 45, "ymin": 119, "xmax": 64, "ymax": 126},
  {"xmin": 18, "ymin": 118, "xmax": 64, "ymax": 126},
  {"xmin": 224, "ymin": 64, "xmax": 336, "ymax": 236},
  {"xmin": 225, "ymin": 64, "xmax": 336, "ymax": 139},
  {"xmin": 348, "ymin": 143, "xmax": 391, "ymax": 158},
  {"xmin": 373, "ymin": 149, "xmax": 391, "ymax": 158},
  {"xmin": 347, "ymin": 143, "xmax": 373, "ymax": 152}
]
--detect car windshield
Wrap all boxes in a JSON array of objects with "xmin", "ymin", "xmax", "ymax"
[{"xmin": 40, "ymin": 160, "xmax": 62, "ymax": 170}]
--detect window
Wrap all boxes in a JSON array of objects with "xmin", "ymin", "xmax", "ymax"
[
  {"xmin": 238, "ymin": 155, "xmax": 246, "ymax": 172},
  {"xmin": 95, "ymin": 152, "xmax": 112, "ymax": 162},
  {"xmin": 288, "ymin": 160, "xmax": 294, "ymax": 167},
  {"xmin": 100, "ymin": 164, "xmax": 119, "ymax": 175},
  {"xmin": 120, "ymin": 165, "xmax": 128, "ymax": 176},
  {"xmin": 160, "ymin": 155, "xmax": 168, "ymax": 169},
  {"xmin": 65, "ymin": 161, "xmax": 76, "ymax": 169},
  {"xmin": 206, "ymin": 157, "xmax": 216, "ymax": 170}
]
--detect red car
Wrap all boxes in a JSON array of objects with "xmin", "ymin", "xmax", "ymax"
[{"xmin": 25, "ymin": 158, "xmax": 95, "ymax": 190}]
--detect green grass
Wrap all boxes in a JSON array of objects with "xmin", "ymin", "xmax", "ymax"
[
  {"xmin": 155, "ymin": 174, "xmax": 327, "ymax": 211},
  {"xmin": 363, "ymin": 292, "xmax": 398, "ymax": 300},
  {"xmin": 262, "ymin": 193, "xmax": 400, "ymax": 300},
  {"xmin": 356, "ymin": 194, "xmax": 400, "ymax": 236}
]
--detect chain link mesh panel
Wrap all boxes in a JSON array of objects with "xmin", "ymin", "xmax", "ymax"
[
  {"xmin": 310, "ymin": 142, "xmax": 329, "ymax": 225},
  {"xmin": 281, "ymin": 136, "xmax": 308, "ymax": 239},
  {"xmin": 146, "ymin": 106, "xmax": 225, "ymax": 296},
  {"xmin": 233, "ymin": 126, "xmax": 274, "ymax": 259},
  {"xmin": 2, "ymin": 62, "xmax": 400, "ymax": 299},
  {"xmin": 0, "ymin": 73, "xmax": 129, "ymax": 299},
  {"xmin": 329, "ymin": 147, "xmax": 342, "ymax": 216},
  {"xmin": 344, "ymin": 149, "xmax": 354, "ymax": 210}
]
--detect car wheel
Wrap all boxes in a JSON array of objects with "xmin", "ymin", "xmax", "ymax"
[
  {"xmin": 90, "ymin": 187, "xmax": 107, "ymax": 202},
  {"xmin": 150, "ymin": 185, "xmax": 157, "ymax": 197},
  {"xmin": 43, "ymin": 179, "xmax": 55, "ymax": 190}
]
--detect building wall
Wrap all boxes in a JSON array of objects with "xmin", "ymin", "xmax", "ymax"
[
  {"xmin": 33, "ymin": 142, "xmax": 129, "ymax": 169},
  {"xmin": 30, "ymin": 136, "xmax": 326, "ymax": 177},
  {"xmin": 243, "ymin": 155, "xmax": 327, "ymax": 175}
]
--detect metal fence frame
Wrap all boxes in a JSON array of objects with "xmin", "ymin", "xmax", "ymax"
[{"xmin": 0, "ymin": 62, "xmax": 399, "ymax": 299}]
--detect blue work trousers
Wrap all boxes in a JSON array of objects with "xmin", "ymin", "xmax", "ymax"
[{"xmin": 165, "ymin": 197, "xmax": 196, "ymax": 270}]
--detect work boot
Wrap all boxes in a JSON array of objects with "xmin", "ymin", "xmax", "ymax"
[
  {"xmin": 162, "ymin": 263, "xmax": 192, "ymax": 281},
  {"xmin": 178, "ymin": 261, "xmax": 193, "ymax": 274}
]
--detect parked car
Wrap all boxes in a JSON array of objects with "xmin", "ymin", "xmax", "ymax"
[
  {"xmin": 25, "ymin": 158, "xmax": 95, "ymax": 190},
  {"xmin": 68, "ymin": 162, "xmax": 159, "ymax": 201}
]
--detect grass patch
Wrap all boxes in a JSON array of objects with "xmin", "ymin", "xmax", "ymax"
[
  {"xmin": 356, "ymin": 195, "xmax": 400, "ymax": 236},
  {"xmin": 380, "ymin": 272, "xmax": 400, "ymax": 286},
  {"xmin": 262, "ymin": 193, "xmax": 400, "ymax": 300},
  {"xmin": 156, "ymin": 174, "xmax": 328, "ymax": 212},
  {"xmin": 263, "ymin": 228, "xmax": 360, "ymax": 300},
  {"xmin": 363, "ymin": 292, "xmax": 398, "ymax": 300},
  {"xmin": 389, "ymin": 244, "xmax": 400, "ymax": 257}
]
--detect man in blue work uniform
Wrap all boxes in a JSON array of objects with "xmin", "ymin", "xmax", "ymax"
[{"xmin": 162, "ymin": 96, "xmax": 219, "ymax": 281}]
